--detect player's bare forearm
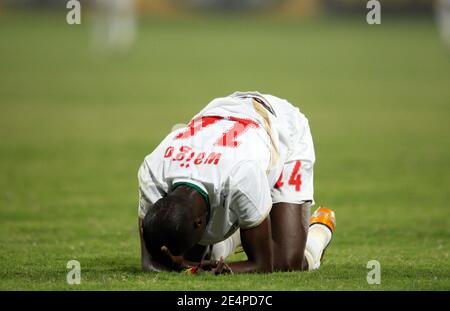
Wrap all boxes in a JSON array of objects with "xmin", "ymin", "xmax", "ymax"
[
  {"xmin": 225, "ymin": 218, "xmax": 273, "ymax": 273},
  {"xmin": 227, "ymin": 259, "xmax": 272, "ymax": 273},
  {"xmin": 270, "ymin": 202, "xmax": 310, "ymax": 271}
]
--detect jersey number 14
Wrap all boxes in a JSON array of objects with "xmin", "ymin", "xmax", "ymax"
[{"xmin": 275, "ymin": 160, "xmax": 302, "ymax": 192}]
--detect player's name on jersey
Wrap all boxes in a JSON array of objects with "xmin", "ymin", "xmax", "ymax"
[{"xmin": 164, "ymin": 145, "xmax": 222, "ymax": 168}]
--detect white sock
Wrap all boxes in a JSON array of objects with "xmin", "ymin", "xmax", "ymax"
[
  {"xmin": 304, "ymin": 224, "xmax": 332, "ymax": 270},
  {"xmin": 210, "ymin": 230, "xmax": 241, "ymax": 261}
]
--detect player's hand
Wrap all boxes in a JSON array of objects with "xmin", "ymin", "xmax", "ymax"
[
  {"xmin": 213, "ymin": 257, "xmax": 233, "ymax": 275},
  {"xmin": 200, "ymin": 257, "xmax": 233, "ymax": 275}
]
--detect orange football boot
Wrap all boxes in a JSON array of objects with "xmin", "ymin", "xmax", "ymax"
[
  {"xmin": 310, "ymin": 207, "xmax": 336, "ymax": 261},
  {"xmin": 310, "ymin": 207, "xmax": 336, "ymax": 233}
]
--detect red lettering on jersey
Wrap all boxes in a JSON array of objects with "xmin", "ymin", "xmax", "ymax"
[
  {"xmin": 185, "ymin": 152, "xmax": 195, "ymax": 162},
  {"xmin": 204, "ymin": 152, "xmax": 222, "ymax": 165},
  {"xmin": 168, "ymin": 149, "xmax": 222, "ymax": 167},
  {"xmin": 194, "ymin": 152, "xmax": 206, "ymax": 165},
  {"xmin": 164, "ymin": 146, "xmax": 174, "ymax": 158},
  {"xmin": 181, "ymin": 152, "xmax": 196, "ymax": 168},
  {"xmin": 174, "ymin": 146, "xmax": 192, "ymax": 161},
  {"xmin": 175, "ymin": 116, "xmax": 223, "ymax": 140},
  {"xmin": 215, "ymin": 117, "xmax": 259, "ymax": 148},
  {"xmin": 275, "ymin": 162, "xmax": 302, "ymax": 191},
  {"xmin": 175, "ymin": 115, "xmax": 259, "ymax": 149},
  {"xmin": 288, "ymin": 161, "xmax": 302, "ymax": 192},
  {"xmin": 171, "ymin": 116, "xmax": 258, "ymax": 167},
  {"xmin": 274, "ymin": 172, "xmax": 284, "ymax": 188}
]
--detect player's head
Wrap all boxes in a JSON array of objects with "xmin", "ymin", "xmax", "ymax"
[{"xmin": 142, "ymin": 188, "xmax": 208, "ymax": 267}]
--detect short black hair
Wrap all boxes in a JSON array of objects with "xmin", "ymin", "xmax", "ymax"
[{"xmin": 142, "ymin": 194, "xmax": 197, "ymax": 263}]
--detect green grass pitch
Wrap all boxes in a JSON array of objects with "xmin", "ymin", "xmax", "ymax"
[{"xmin": 0, "ymin": 12, "xmax": 449, "ymax": 290}]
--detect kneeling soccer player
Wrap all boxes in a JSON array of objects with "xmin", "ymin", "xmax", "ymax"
[{"xmin": 137, "ymin": 91, "xmax": 336, "ymax": 274}]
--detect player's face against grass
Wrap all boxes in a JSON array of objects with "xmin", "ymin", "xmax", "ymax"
[
  {"xmin": 150, "ymin": 211, "xmax": 207, "ymax": 270},
  {"xmin": 144, "ymin": 187, "xmax": 208, "ymax": 261},
  {"xmin": 0, "ymin": 13, "xmax": 449, "ymax": 289}
]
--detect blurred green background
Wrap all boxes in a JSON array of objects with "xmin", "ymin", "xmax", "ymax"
[{"xmin": 0, "ymin": 0, "xmax": 449, "ymax": 290}]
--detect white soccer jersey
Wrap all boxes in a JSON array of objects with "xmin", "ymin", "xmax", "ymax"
[{"xmin": 138, "ymin": 92, "xmax": 315, "ymax": 246}]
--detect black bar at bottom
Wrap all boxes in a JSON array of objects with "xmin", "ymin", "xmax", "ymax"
[{"xmin": 0, "ymin": 291, "xmax": 447, "ymax": 309}]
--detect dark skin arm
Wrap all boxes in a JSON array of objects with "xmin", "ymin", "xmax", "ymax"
[
  {"xmin": 211, "ymin": 202, "xmax": 311, "ymax": 274},
  {"xmin": 270, "ymin": 202, "xmax": 311, "ymax": 271},
  {"xmin": 140, "ymin": 216, "xmax": 274, "ymax": 274},
  {"xmin": 164, "ymin": 217, "xmax": 274, "ymax": 274},
  {"xmin": 217, "ymin": 202, "xmax": 310, "ymax": 273},
  {"xmin": 226, "ymin": 217, "xmax": 273, "ymax": 273}
]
